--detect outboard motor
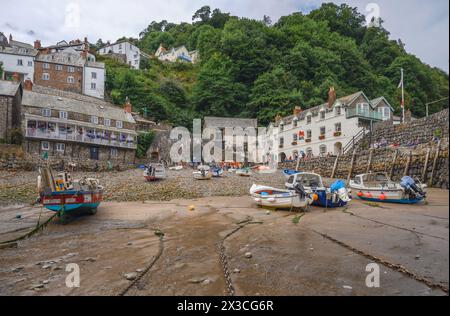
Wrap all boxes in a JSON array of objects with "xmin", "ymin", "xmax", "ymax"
[
  {"xmin": 330, "ymin": 180, "xmax": 351, "ymax": 203},
  {"xmin": 400, "ymin": 176, "xmax": 426, "ymax": 199},
  {"xmin": 293, "ymin": 183, "xmax": 308, "ymax": 199}
]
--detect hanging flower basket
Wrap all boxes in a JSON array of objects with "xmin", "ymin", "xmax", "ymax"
[
  {"xmin": 319, "ymin": 135, "xmax": 326, "ymax": 140},
  {"xmin": 334, "ymin": 132, "xmax": 342, "ymax": 137},
  {"xmin": 305, "ymin": 139, "xmax": 312, "ymax": 143}
]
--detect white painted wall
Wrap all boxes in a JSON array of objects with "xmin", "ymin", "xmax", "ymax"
[
  {"xmin": 83, "ymin": 66, "xmax": 105, "ymax": 99},
  {"xmin": 0, "ymin": 52, "xmax": 35, "ymax": 82},
  {"xmin": 99, "ymin": 42, "xmax": 141, "ymax": 69}
]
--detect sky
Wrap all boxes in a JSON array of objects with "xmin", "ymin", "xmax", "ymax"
[{"xmin": 1, "ymin": 0, "xmax": 448, "ymax": 72}]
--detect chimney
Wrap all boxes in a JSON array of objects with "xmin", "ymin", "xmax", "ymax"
[
  {"xmin": 34, "ymin": 40, "xmax": 41, "ymax": 49},
  {"xmin": 24, "ymin": 78, "xmax": 33, "ymax": 91},
  {"xmin": 293, "ymin": 105, "xmax": 302, "ymax": 116},
  {"xmin": 124, "ymin": 97, "xmax": 132, "ymax": 114},
  {"xmin": 9, "ymin": 34, "xmax": 12, "ymax": 43},
  {"xmin": 275, "ymin": 114, "xmax": 282, "ymax": 123},
  {"xmin": 327, "ymin": 86, "xmax": 337, "ymax": 108}
]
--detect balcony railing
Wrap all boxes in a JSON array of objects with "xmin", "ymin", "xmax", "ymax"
[
  {"xmin": 26, "ymin": 129, "xmax": 137, "ymax": 149},
  {"xmin": 346, "ymin": 108, "xmax": 382, "ymax": 121}
]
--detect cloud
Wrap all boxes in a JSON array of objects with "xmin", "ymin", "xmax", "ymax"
[{"xmin": 0, "ymin": 0, "xmax": 448, "ymax": 72}]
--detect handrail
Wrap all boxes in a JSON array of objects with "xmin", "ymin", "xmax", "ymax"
[{"xmin": 343, "ymin": 128, "xmax": 366, "ymax": 154}]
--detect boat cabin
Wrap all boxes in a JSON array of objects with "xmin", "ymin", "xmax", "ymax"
[{"xmin": 286, "ymin": 173, "xmax": 324, "ymax": 189}]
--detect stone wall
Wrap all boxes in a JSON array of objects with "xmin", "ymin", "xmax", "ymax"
[{"xmin": 280, "ymin": 138, "xmax": 449, "ymax": 189}]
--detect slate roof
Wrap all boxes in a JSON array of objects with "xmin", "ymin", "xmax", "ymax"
[
  {"xmin": 22, "ymin": 85, "xmax": 136, "ymax": 126},
  {"xmin": 36, "ymin": 50, "xmax": 85, "ymax": 67},
  {"xmin": 204, "ymin": 117, "xmax": 258, "ymax": 129},
  {"xmin": 0, "ymin": 80, "xmax": 20, "ymax": 96},
  {"xmin": 0, "ymin": 45, "xmax": 38, "ymax": 57},
  {"xmin": 370, "ymin": 97, "xmax": 395, "ymax": 111}
]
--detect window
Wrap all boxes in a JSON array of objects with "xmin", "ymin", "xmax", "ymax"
[
  {"xmin": 119, "ymin": 44, "xmax": 122, "ymax": 49},
  {"xmin": 116, "ymin": 121, "xmax": 123, "ymax": 129},
  {"xmin": 17, "ymin": 59, "xmax": 23, "ymax": 66},
  {"xmin": 279, "ymin": 124, "xmax": 284, "ymax": 132},
  {"xmin": 90, "ymin": 83, "xmax": 96, "ymax": 90},
  {"xmin": 104, "ymin": 118, "xmax": 111, "ymax": 127},
  {"xmin": 130, "ymin": 44, "xmax": 133, "ymax": 50},
  {"xmin": 135, "ymin": 60, "xmax": 139, "ymax": 65},
  {"xmin": 43, "ymin": 63, "xmax": 50, "ymax": 69},
  {"xmin": 59, "ymin": 111, "xmax": 68, "ymax": 120},
  {"xmin": 67, "ymin": 76, "xmax": 75, "ymax": 83},
  {"xmin": 91, "ymin": 72, "xmax": 97, "ymax": 79},
  {"xmin": 320, "ymin": 126, "xmax": 326, "ymax": 136},
  {"xmin": 91, "ymin": 116, "xmax": 99, "ymax": 124},
  {"xmin": 335, "ymin": 106, "xmax": 341, "ymax": 116},
  {"xmin": 306, "ymin": 130, "xmax": 312, "ymax": 139},
  {"xmin": 28, "ymin": 61, "xmax": 33, "ymax": 67},
  {"xmin": 306, "ymin": 115, "xmax": 312, "ymax": 125},
  {"xmin": 55, "ymin": 143, "xmax": 65, "ymax": 152},
  {"xmin": 320, "ymin": 110, "xmax": 326, "ymax": 120},
  {"xmin": 68, "ymin": 66, "xmax": 75, "ymax": 73},
  {"xmin": 358, "ymin": 103, "xmax": 370, "ymax": 113},
  {"xmin": 55, "ymin": 64, "xmax": 63, "ymax": 71},
  {"xmin": 111, "ymin": 148, "xmax": 118, "ymax": 158},
  {"xmin": 380, "ymin": 107, "xmax": 390, "ymax": 118},
  {"xmin": 306, "ymin": 147, "xmax": 313, "ymax": 156},
  {"xmin": 293, "ymin": 133, "xmax": 298, "ymax": 142},
  {"xmin": 41, "ymin": 141, "xmax": 49, "ymax": 151},
  {"xmin": 335, "ymin": 123, "xmax": 342, "ymax": 132},
  {"xmin": 279, "ymin": 137, "xmax": 284, "ymax": 148},
  {"xmin": 42, "ymin": 108, "xmax": 51, "ymax": 117},
  {"xmin": 293, "ymin": 119, "xmax": 298, "ymax": 127},
  {"xmin": 320, "ymin": 145, "xmax": 327, "ymax": 155},
  {"xmin": 42, "ymin": 73, "xmax": 50, "ymax": 81}
]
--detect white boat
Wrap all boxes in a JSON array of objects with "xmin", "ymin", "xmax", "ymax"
[
  {"xmin": 144, "ymin": 163, "xmax": 166, "ymax": 181},
  {"xmin": 250, "ymin": 183, "xmax": 312, "ymax": 209},
  {"xmin": 236, "ymin": 168, "xmax": 251, "ymax": 177},
  {"xmin": 169, "ymin": 165, "xmax": 183, "ymax": 171},
  {"xmin": 193, "ymin": 169, "xmax": 212, "ymax": 180},
  {"xmin": 285, "ymin": 172, "xmax": 351, "ymax": 208},
  {"xmin": 349, "ymin": 173, "xmax": 427, "ymax": 204}
]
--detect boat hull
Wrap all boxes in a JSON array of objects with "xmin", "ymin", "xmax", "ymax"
[
  {"xmin": 250, "ymin": 184, "xmax": 310, "ymax": 209},
  {"xmin": 350, "ymin": 188, "xmax": 425, "ymax": 204},
  {"xmin": 42, "ymin": 190, "xmax": 103, "ymax": 212},
  {"xmin": 311, "ymin": 190, "xmax": 348, "ymax": 208},
  {"xmin": 145, "ymin": 176, "xmax": 165, "ymax": 182}
]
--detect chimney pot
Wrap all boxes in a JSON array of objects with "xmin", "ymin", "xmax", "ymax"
[
  {"xmin": 327, "ymin": 87, "xmax": 337, "ymax": 108},
  {"xmin": 12, "ymin": 72, "xmax": 20, "ymax": 83},
  {"xmin": 24, "ymin": 78, "xmax": 33, "ymax": 91},
  {"xmin": 293, "ymin": 106, "xmax": 302, "ymax": 116},
  {"xmin": 124, "ymin": 97, "xmax": 132, "ymax": 114},
  {"xmin": 34, "ymin": 40, "xmax": 41, "ymax": 49}
]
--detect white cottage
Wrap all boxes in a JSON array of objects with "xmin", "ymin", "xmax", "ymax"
[
  {"xmin": 98, "ymin": 41, "xmax": 141, "ymax": 69},
  {"xmin": 272, "ymin": 89, "xmax": 394, "ymax": 161},
  {"xmin": 0, "ymin": 34, "xmax": 38, "ymax": 83}
]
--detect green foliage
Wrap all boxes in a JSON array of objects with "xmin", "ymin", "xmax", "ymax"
[
  {"xmin": 136, "ymin": 131, "xmax": 155, "ymax": 159},
  {"xmin": 102, "ymin": 4, "xmax": 448, "ymax": 127}
]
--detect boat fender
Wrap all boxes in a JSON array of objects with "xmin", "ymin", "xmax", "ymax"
[
  {"xmin": 330, "ymin": 180, "xmax": 346, "ymax": 193},
  {"xmin": 366, "ymin": 192, "xmax": 373, "ymax": 198},
  {"xmin": 379, "ymin": 193, "xmax": 386, "ymax": 200},
  {"xmin": 357, "ymin": 191, "xmax": 363, "ymax": 197},
  {"xmin": 312, "ymin": 193, "xmax": 319, "ymax": 201}
]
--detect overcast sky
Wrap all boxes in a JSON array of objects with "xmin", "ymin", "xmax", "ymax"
[{"xmin": 1, "ymin": 0, "xmax": 448, "ymax": 72}]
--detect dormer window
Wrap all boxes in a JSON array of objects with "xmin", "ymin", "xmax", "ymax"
[
  {"xmin": 306, "ymin": 115, "xmax": 312, "ymax": 125},
  {"xmin": 293, "ymin": 117, "xmax": 299, "ymax": 127},
  {"xmin": 335, "ymin": 106, "xmax": 342, "ymax": 116},
  {"xmin": 320, "ymin": 110, "xmax": 326, "ymax": 120}
]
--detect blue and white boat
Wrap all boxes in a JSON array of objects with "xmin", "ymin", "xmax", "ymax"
[
  {"xmin": 282, "ymin": 169, "xmax": 300, "ymax": 179},
  {"xmin": 349, "ymin": 173, "xmax": 426, "ymax": 204},
  {"xmin": 285, "ymin": 172, "xmax": 351, "ymax": 208},
  {"xmin": 211, "ymin": 167, "xmax": 224, "ymax": 177}
]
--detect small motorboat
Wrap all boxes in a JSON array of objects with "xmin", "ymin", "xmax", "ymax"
[
  {"xmin": 169, "ymin": 165, "xmax": 183, "ymax": 171},
  {"xmin": 37, "ymin": 166, "xmax": 103, "ymax": 221},
  {"xmin": 144, "ymin": 163, "xmax": 166, "ymax": 181},
  {"xmin": 250, "ymin": 183, "xmax": 312, "ymax": 209},
  {"xmin": 252, "ymin": 165, "xmax": 276, "ymax": 174},
  {"xmin": 193, "ymin": 168, "xmax": 212, "ymax": 180},
  {"xmin": 211, "ymin": 167, "xmax": 224, "ymax": 177},
  {"xmin": 349, "ymin": 173, "xmax": 427, "ymax": 204},
  {"xmin": 285, "ymin": 172, "xmax": 351, "ymax": 208},
  {"xmin": 282, "ymin": 169, "xmax": 300, "ymax": 179},
  {"xmin": 236, "ymin": 168, "xmax": 251, "ymax": 177}
]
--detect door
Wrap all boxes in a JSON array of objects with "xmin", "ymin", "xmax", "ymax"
[{"xmin": 90, "ymin": 147, "xmax": 99, "ymax": 160}]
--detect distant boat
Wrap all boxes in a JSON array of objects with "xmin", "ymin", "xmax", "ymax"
[
  {"xmin": 169, "ymin": 165, "xmax": 183, "ymax": 171},
  {"xmin": 38, "ymin": 166, "xmax": 103, "ymax": 220},
  {"xmin": 285, "ymin": 172, "xmax": 351, "ymax": 208},
  {"xmin": 193, "ymin": 169, "xmax": 212, "ymax": 180},
  {"xmin": 144, "ymin": 163, "xmax": 166, "ymax": 181},
  {"xmin": 252, "ymin": 165, "xmax": 276, "ymax": 174},
  {"xmin": 349, "ymin": 173, "xmax": 427, "ymax": 204},
  {"xmin": 282, "ymin": 169, "xmax": 300, "ymax": 179},
  {"xmin": 250, "ymin": 183, "xmax": 312, "ymax": 209},
  {"xmin": 211, "ymin": 167, "xmax": 224, "ymax": 177},
  {"xmin": 236, "ymin": 168, "xmax": 251, "ymax": 177}
]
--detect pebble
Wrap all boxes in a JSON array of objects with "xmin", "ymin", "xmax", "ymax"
[
  {"xmin": 30, "ymin": 283, "xmax": 44, "ymax": 290},
  {"xmin": 188, "ymin": 277, "xmax": 207, "ymax": 284},
  {"xmin": 136, "ymin": 269, "xmax": 144, "ymax": 273},
  {"xmin": 12, "ymin": 266, "xmax": 24, "ymax": 273},
  {"xmin": 233, "ymin": 268, "xmax": 241, "ymax": 274},
  {"xmin": 201, "ymin": 279, "xmax": 211, "ymax": 285},
  {"xmin": 42, "ymin": 280, "xmax": 50, "ymax": 285},
  {"xmin": 127, "ymin": 242, "xmax": 133, "ymax": 246},
  {"xmin": 343, "ymin": 285, "xmax": 353, "ymax": 290},
  {"xmin": 84, "ymin": 257, "xmax": 96, "ymax": 262},
  {"xmin": 124, "ymin": 272, "xmax": 137, "ymax": 281},
  {"xmin": 42, "ymin": 264, "xmax": 52, "ymax": 270},
  {"xmin": 245, "ymin": 252, "xmax": 253, "ymax": 259},
  {"xmin": 415, "ymin": 255, "xmax": 421, "ymax": 260}
]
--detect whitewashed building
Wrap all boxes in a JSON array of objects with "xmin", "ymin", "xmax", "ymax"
[
  {"xmin": 155, "ymin": 44, "xmax": 198, "ymax": 63},
  {"xmin": 83, "ymin": 61, "xmax": 105, "ymax": 99},
  {"xmin": 0, "ymin": 33, "xmax": 38, "ymax": 82},
  {"xmin": 98, "ymin": 41, "xmax": 141, "ymax": 69},
  {"xmin": 271, "ymin": 90, "xmax": 394, "ymax": 161}
]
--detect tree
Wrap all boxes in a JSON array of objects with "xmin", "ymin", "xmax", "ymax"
[
  {"xmin": 192, "ymin": 6, "xmax": 211, "ymax": 25},
  {"xmin": 263, "ymin": 15, "xmax": 272, "ymax": 26}
]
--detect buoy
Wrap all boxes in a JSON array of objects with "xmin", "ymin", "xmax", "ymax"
[
  {"xmin": 188, "ymin": 205, "xmax": 195, "ymax": 211},
  {"xmin": 312, "ymin": 193, "xmax": 319, "ymax": 201},
  {"xmin": 379, "ymin": 194, "xmax": 386, "ymax": 200},
  {"xmin": 366, "ymin": 192, "xmax": 373, "ymax": 198},
  {"xmin": 357, "ymin": 191, "xmax": 363, "ymax": 197}
]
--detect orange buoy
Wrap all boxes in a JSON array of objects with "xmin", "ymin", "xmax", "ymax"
[
  {"xmin": 379, "ymin": 193, "xmax": 386, "ymax": 200},
  {"xmin": 357, "ymin": 191, "xmax": 363, "ymax": 197},
  {"xmin": 312, "ymin": 193, "xmax": 319, "ymax": 201},
  {"xmin": 366, "ymin": 192, "xmax": 373, "ymax": 198}
]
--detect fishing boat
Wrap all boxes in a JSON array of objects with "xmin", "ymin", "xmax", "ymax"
[
  {"xmin": 37, "ymin": 166, "xmax": 103, "ymax": 220},
  {"xmin": 349, "ymin": 173, "xmax": 427, "ymax": 204},
  {"xmin": 193, "ymin": 169, "xmax": 212, "ymax": 180},
  {"xmin": 282, "ymin": 169, "xmax": 300, "ymax": 179},
  {"xmin": 236, "ymin": 168, "xmax": 251, "ymax": 177},
  {"xmin": 285, "ymin": 172, "xmax": 351, "ymax": 208},
  {"xmin": 211, "ymin": 167, "xmax": 224, "ymax": 177},
  {"xmin": 144, "ymin": 163, "xmax": 166, "ymax": 181},
  {"xmin": 169, "ymin": 165, "xmax": 183, "ymax": 171},
  {"xmin": 250, "ymin": 183, "xmax": 312, "ymax": 209}
]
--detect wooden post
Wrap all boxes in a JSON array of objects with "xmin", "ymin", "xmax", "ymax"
[
  {"xmin": 421, "ymin": 147, "xmax": 431, "ymax": 183},
  {"xmin": 429, "ymin": 140, "xmax": 442, "ymax": 188},
  {"xmin": 331, "ymin": 155, "xmax": 339, "ymax": 179},
  {"xmin": 403, "ymin": 151, "xmax": 412, "ymax": 177},
  {"xmin": 366, "ymin": 149, "xmax": 373, "ymax": 173},
  {"xmin": 295, "ymin": 156, "xmax": 300, "ymax": 172},
  {"xmin": 347, "ymin": 150, "xmax": 356, "ymax": 182},
  {"xmin": 389, "ymin": 149, "xmax": 398, "ymax": 179}
]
